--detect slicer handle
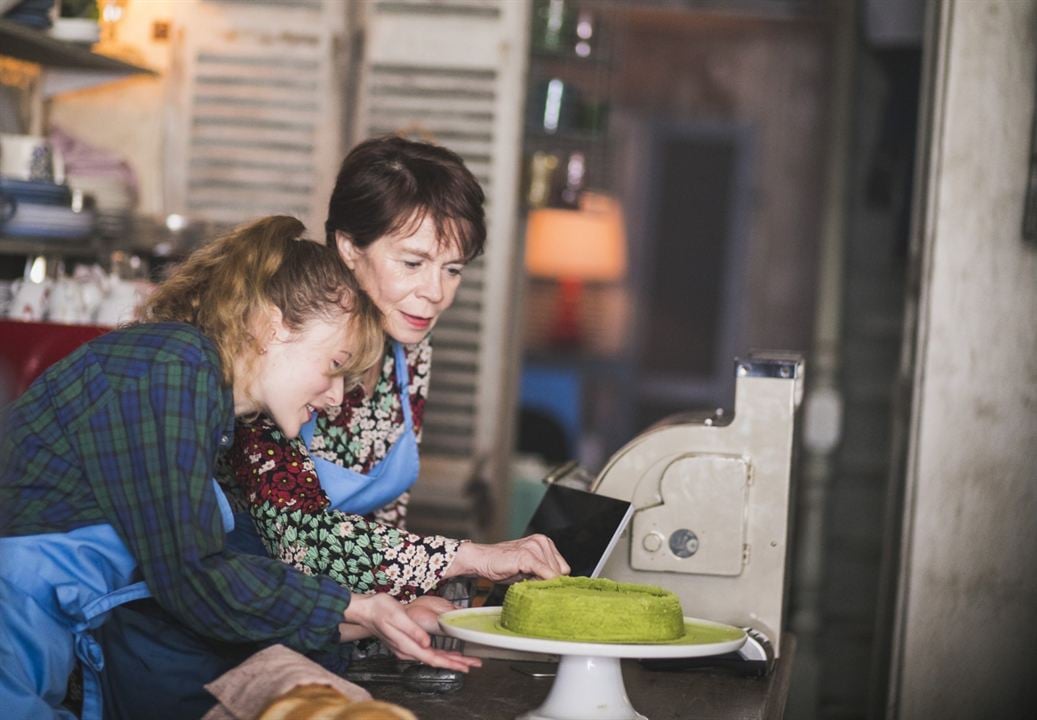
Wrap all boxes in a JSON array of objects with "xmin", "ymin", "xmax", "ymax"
[{"xmin": 737, "ymin": 626, "xmax": 773, "ymax": 663}]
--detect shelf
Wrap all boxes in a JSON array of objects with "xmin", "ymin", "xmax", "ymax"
[
  {"xmin": 530, "ymin": 47, "xmax": 612, "ymax": 67},
  {"xmin": 0, "ymin": 234, "xmax": 99, "ymax": 257},
  {"xmin": 526, "ymin": 126, "xmax": 607, "ymax": 144},
  {"xmin": 0, "ymin": 19, "xmax": 153, "ymax": 75}
]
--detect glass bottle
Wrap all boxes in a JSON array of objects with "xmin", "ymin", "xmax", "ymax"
[
  {"xmin": 558, "ymin": 151, "xmax": 586, "ymax": 209},
  {"xmin": 532, "ymin": 0, "xmax": 573, "ymax": 54},
  {"xmin": 574, "ymin": 9, "xmax": 595, "ymax": 59},
  {"xmin": 527, "ymin": 151, "xmax": 560, "ymax": 209}
]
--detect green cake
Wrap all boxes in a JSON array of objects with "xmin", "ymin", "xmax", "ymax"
[{"xmin": 499, "ymin": 576, "xmax": 685, "ymax": 643}]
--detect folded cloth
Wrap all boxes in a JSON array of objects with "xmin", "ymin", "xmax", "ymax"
[{"xmin": 201, "ymin": 644, "xmax": 372, "ymax": 720}]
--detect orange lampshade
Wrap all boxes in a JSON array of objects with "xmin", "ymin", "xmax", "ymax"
[{"xmin": 525, "ymin": 193, "xmax": 627, "ymax": 281}]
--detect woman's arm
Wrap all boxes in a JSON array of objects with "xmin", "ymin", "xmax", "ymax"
[
  {"xmin": 84, "ymin": 354, "xmax": 350, "ymax": 652},
  {"xmin": 231, "ymin": 413, "xmax": 567, "ymax": 601},
  {"xmin": 249, "ymin": 498, "xmax": 569, "ymax": 599},
  {"xmin": 249, "ymin": 499, "xmax": 461, "ymax": 603}
]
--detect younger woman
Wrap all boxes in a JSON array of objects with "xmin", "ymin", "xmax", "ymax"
[{"xmin": 0, "ymin": 216, "xmax": 476, "ymax": 720}]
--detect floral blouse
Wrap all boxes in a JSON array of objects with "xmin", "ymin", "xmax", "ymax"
[{"xmin": 226, "ymin": 336, "xmax": 460, "ymax": 602}]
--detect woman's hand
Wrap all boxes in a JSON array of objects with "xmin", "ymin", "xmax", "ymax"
[
  {"xmin": 445, "ymin": 534, "xmax": 570, "ymax": 583},
  {"xmin": 405, "ymin": 594, "xmax": 458, "ymax": 634},
  {"xmin": 341, "ymin": 593, "xmax": 481, "ymax": 672},
  {"xmin": 338, "ymin": 595, "xmax": 456, "ymax": 640}
]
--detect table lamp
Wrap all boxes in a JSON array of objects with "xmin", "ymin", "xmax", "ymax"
[{"xmin": 525, "ymin": 192, "xmax": 627, "ymax": 347}]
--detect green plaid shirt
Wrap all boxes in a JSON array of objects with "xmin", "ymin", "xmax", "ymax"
[{"xmin": 0, "ymin": 322, "xmax": 350, "ymax": 652}]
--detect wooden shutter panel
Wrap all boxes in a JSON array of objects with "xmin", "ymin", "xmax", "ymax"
[
  {"xmin": 167, "ymin": 0, "xmax": 347, "ymax": 232},
  {"xmin": 354, "ymin": 0, "xmax": 529, "ymax": 539}
]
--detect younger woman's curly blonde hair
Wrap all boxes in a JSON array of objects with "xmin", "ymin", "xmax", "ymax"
[{"xmin": 139, "ymin": 215, "xmax": 383, "ymax": 388}]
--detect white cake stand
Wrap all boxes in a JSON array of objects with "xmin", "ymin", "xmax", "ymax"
[{"xmin": 439, "ymin": 607, "xmax": 746, "ymax": 720}]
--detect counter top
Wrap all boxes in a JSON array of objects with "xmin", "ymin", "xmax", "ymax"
[{"xmin": 369, "ymin": 635, "xmax": 795, "ymax": 720}]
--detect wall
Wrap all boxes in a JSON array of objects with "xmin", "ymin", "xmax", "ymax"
[
  {"xmin": 564, "ymin": 7, "xmax": 834, "ymax": 461},
  {"xmin": 614, "ymin": 9, "xmax": 832, "ymax": 356},
  {"xmin": 891, "ymin": 0, "xmax": 1037, "ymax": 716}
]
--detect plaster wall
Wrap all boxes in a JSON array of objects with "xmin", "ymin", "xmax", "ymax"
[
  {"xmin": 615, "ymin": 11, "xmax": 831, "ymax": 355},
  {"xmin": 895, "ymin": 1, "xmax": 1037, "ymax": 716}
]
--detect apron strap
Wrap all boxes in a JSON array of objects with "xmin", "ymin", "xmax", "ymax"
[
  {"xmin": 211, "ymin": 478, "xmax": 236, "ymax": 534},
  {"xmin": 70, "ymin": 580, "xmax": 152, "ymax": 720},
  {"xmin": 75, "ymin": 581, "xmax": 152, "ymax": 626},
  {"xmin": 391, "ymin": 341, "xmax": 414, "ymax": 430}
]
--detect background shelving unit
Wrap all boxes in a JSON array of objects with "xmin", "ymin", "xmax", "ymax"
[
  {"xmin": 0, "ymin": 18, "xmax": 154, "ymax": 270},
  {"xmin": 515, "ymin": 1, "xmax": 630, "ymax": 475},
  {"xmin": 0, "ymin": 18, "xmax": 150, "ymax": 71},
  {"xmin": 520, "ymin": 1, "xmax": 616, "ymax": 204}
]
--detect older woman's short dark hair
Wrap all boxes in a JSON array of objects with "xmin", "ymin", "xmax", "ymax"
[{"xmin": 325, "ymin": 135, "xmax": 487, "ymax": 261}]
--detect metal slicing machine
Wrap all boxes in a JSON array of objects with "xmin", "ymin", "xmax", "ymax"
[{"xmin": 592, "ymin": 352, "xmax": 804, "ymax": 673}]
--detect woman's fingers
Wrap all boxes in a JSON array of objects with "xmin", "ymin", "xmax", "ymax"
[
  {"xmin": 409, "ymin": 595, "xmax": 457, "ymax": 614},
  {"xmin": 341, "ymin": 593, "xmax": 482, "ymax": 672},
  {"xmin": 527, "ymin": 533, "xmax": 570, "ymax": 576},
  {"xmin": 507, "ymin": 534, "xmax": 569, "ymax": 579},
  {"xmin": 415, "ymin": 649, "xmax": 482, "ymax": 672},
  {"xmin": 380, "ymin": 622, "xmax": 479, "ymax": 672},
  {"xmin": 383, "ymin": 610, "xmax": 432, "ymax": 649},
  {"xmin": 448, "ymin": 534, "xmax": 571, "ymax": 581}
]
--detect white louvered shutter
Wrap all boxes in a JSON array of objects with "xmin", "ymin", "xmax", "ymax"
[
  {"xmin": 165, "ymin": 0, "xmax": 348, "ymax": 232},
  {"xmin": 354, "ymin": 0, "xmax": 530, "ymax": 539}
]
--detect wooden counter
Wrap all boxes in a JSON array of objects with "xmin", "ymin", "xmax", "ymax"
[{"xmin": 370, "ymin": 636, "xmax": 795, "ymax": 720}]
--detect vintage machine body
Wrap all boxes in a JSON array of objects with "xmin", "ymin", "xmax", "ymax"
[{"xmin": 592, "ymin": 353, "xmax": 803, "ymax": 663}]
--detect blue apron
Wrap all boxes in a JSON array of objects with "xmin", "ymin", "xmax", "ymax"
[
  {"xmin": 0, "ymin": 480, "xmax": 236, "ymax": 720},
  {"xmin": 300, "ymin": 340, "xmax": 420, "ymax": 515},
  {"xmin": 228, "ymin": 341, "xmax": 420, "ymax": 559}
]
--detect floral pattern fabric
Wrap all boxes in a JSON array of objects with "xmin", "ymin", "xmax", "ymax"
[
  {"xmin": 250, "ymin": 500, "xmax": 459, "ymax": 601},
  {"xmin": 226, "ymin": 336, "xmax": 459, "ymax": 601}
]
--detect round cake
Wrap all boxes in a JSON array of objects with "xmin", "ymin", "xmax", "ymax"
[{"xmin": 499, "ymin": 576, "xmax": 684, "ymax": 643}]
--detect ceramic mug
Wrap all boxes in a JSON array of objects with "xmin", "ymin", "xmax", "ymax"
[
  {"xmin": 96, "ymin": 279, "xmax": 144, "ymax": 327},
  {"xmin": 7, "ymin": 279, "xmax": 52, "ymax": 321},
  {"xmin": 0, "ymin": 134, "xmax": 65, "ymax": 183},
  {"xmin": 49, "ymin": 277, "xmax": 88, "ymax": 325}
]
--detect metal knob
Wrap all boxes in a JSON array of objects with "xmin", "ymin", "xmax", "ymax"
[
  {"xmin": 669, "ymin": 529, "xmax": 700, "ymax": 558},
  {"xmin": 642, "ymin": 532, "xmax": 663, "ymax": 552}
]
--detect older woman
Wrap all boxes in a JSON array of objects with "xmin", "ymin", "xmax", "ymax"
[{"xmin": 226, "ymin": 136, "xmax": 568, "ymax": 601}]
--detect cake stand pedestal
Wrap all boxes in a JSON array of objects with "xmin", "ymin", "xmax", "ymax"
[{"xmin": 440, "ymin": 607, "xmax": 746, "ymax": 720}]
